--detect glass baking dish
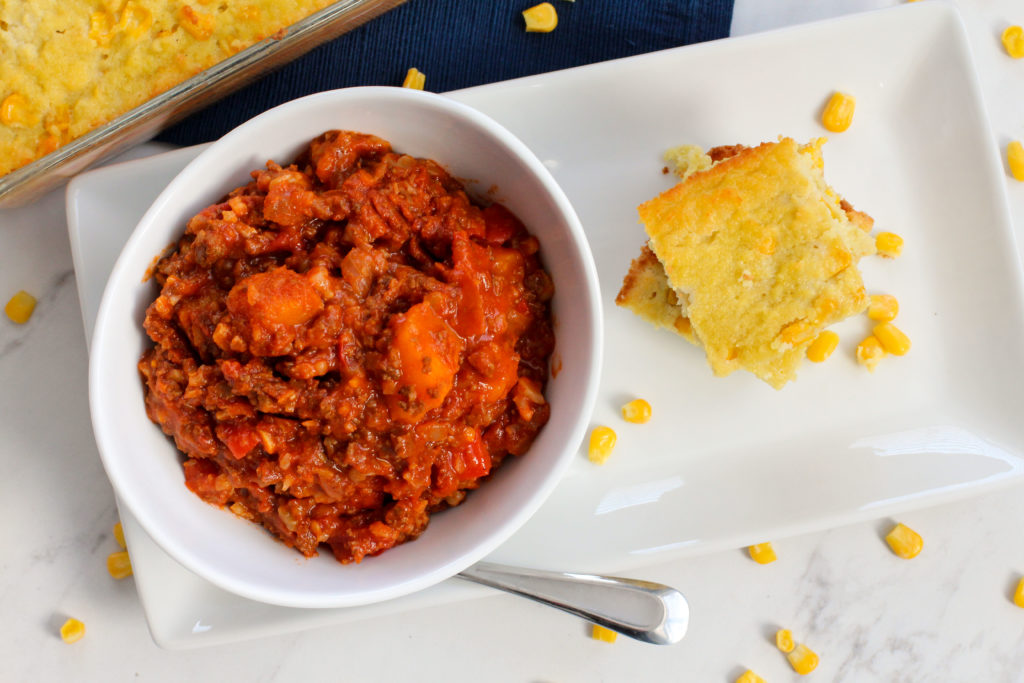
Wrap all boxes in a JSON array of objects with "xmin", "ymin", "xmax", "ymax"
[{"xmin": 0, "ymin": 0, "xmax": 405, "ymax": 208}]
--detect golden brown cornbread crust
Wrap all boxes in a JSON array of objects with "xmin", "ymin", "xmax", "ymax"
[
  {"xmin": 621, "ymin": 138, "xmax": 875, "ymax": 389},
  {"xmin": 615, "ymin": 245, "xmax": 696, "ymax": 344},
  {"xmin": 0, "ymin": 0, "xmax": 340, "ymax": 177}
]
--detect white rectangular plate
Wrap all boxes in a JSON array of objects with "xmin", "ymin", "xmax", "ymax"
[{"xmin": 68, "ymin": 1, "xmax": 1024, "ymax": 649}]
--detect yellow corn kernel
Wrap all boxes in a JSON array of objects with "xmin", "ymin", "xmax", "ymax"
[
  {"xmin": 522, "ymin": 2, "xmax": 558, "ymax": 32},
  {"xmin": 885, "ymin": 522, "xmax": 923, "ymax": 559},
  {"xmin": 591, "ymin": 624, "xmax": 618, "ymax": 643},
  {"xmin": 1013, "ymin": 577, "xmax": 1024, "ymax": 608},
  {"xmin": 402, "ymin": 67, "xmax": 426, "ymax": 90},
  {"xmin": 1008, "ymin": 140, "xmax": 1024, "ymax": 182},
  {"xmin": 89, "ymin": 11, "xmax": 117, "ymax": 45},
  {"xmin": 735, "ymin": 671, "xmax": 766, "ymax": 683},
  {"xmin": 117, "ymin": 2, "xmax": 153, "ymax": 39},
  {"xmin": 779, "ymin": 320, "xmax": 814, "ymax": 347},
  {"xmin": 856, "ymin": 335, "xmax": 886, "ymax": 372},
  {"xmin": 775, "ymin": 628, "xmax": 796, "ymax": 653},
  {"xmin": 875, "ymin": 231, "xmax": 904, "ymax": 258},
  {"xmin": 621, "ymin": 398, "xmax": 652, "ymax": 424},
  {"xmin": 814, "ymin": 296, "xmax": 839, "ymax": 323},
  {"xmin": 757, "ymin": 232, "xmax": 776, "ymax": 255},
  {"xmin": 1003, "ymin": 25, "xmax": 1024, "ymax": 59},
  {"xmin": 36, "ymin": 134, "xmax": 60, "ymax": 157},
  {"xmin": 873, "ymin": 322, "xmax": 911, "ymax": 356},
  {"xmin": 107, "ymin": 550, "xmax": 133, "ymax": 579},
  {"xmin": 113, "ymin": 522, "xmax": 126, "ymax": 550},
  {"xmin": 5, "ymin": 290, "xmax": 37, "ymax": 324},
  {"xmin": 806, "ymin": 330, "xmax": 839, "ymax": 363},
  {"xmin": 180, "ymin": 5, "xmax": 216, "ymax": 40},
  {"xmin": 787, "ymin": 643, "xmax": 820, "ymax": 675},
  {"xmin": 822, "ymin": 91, "xmax": 856, "ymax": 133},
  {"xmin": 867, "ymin": 294, "xmax": 899, "ymax": 322},
  {"xmin": 60, "ymin": 617, "xmax": 86, "ymax": 644},
  {"xmin": 588, "ymin": 426, "xmax": 616, "ymax": 464},
  {"xmin": 748, "ymin": 542, "xmax": 777, "ymax": 564},
  {"xmin": 0, "ymin": 93, "xmax": 32, "ymax": 128}
]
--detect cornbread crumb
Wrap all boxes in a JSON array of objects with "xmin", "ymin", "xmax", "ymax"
[
  {"xmin": 664, "ymin": 144, "xmax": 712, "ymax": 179},
  {"xmin": 856, "ymin": 335, "xmax": 886, "ymax": 372}
]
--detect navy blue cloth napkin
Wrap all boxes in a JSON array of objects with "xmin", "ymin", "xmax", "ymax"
[{"xmin": 156, "ymin": 0, "xmax": 733, "ymax": 146}]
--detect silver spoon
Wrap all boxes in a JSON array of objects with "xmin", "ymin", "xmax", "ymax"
[{"xmin": 458, "ymin": 562, "xmax": 689, "ymax": 645}]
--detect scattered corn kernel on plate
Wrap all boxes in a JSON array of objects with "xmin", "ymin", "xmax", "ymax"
[{"xmin": 67, "ymin": 1, "xmax": 1024, "ymax": 648}]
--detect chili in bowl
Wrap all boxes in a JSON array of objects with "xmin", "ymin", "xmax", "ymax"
[{"xmin": 89, "ymin": 87, "xmax": 602, "ymax": 608}]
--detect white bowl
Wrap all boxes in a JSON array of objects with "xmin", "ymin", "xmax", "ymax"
[{"xmin": 88, "ymin": 87, "xmax": 602, "ymax": 608}]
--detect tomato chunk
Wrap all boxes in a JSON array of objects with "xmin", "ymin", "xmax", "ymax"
[
  {"xmin": 216, "ymin": 421, "xmax": 261, "ymax": 460},
  {"xmin": 482, "ymin": 202, "xmax": 525, "ymax": 244}
]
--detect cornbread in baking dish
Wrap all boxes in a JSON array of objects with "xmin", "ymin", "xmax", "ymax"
[
  {"xmin": 620, "ymin": 138, "xmax": 875, "ymax": 389},
  {"xmin": 0, "ymin": 0, "xmax": 340, "ymax": 177}
]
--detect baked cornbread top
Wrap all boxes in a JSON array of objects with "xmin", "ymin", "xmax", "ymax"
[
  {"xmin": 0, "ymin": 0, "xmax": 338, "ymax": 177},
  {"xmin": 638, "ymin": 138, "xmax": 875, "ymax": 388}
]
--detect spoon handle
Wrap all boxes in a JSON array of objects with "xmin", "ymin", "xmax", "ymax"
[{"xmin": 457, "ymin": 562, "xmax": 689, "ymax": 645}]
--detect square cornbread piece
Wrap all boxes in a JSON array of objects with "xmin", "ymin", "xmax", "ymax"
[
  {"xmin": 617, "ymin": 145, "xmax": 872, "ymax": 352},
  {"xmin": 636, "ymin": 138, "xmax": 875, "ymax": 388}
]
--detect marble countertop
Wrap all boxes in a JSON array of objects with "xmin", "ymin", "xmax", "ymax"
[{"xmin": 3, "ymin": 1, "xmax": 1023, "ymax": 680}]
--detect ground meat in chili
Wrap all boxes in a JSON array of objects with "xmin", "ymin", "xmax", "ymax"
[{"xmin": 138, "ymin": 130, "xmax": 555, "ymax": 564}]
